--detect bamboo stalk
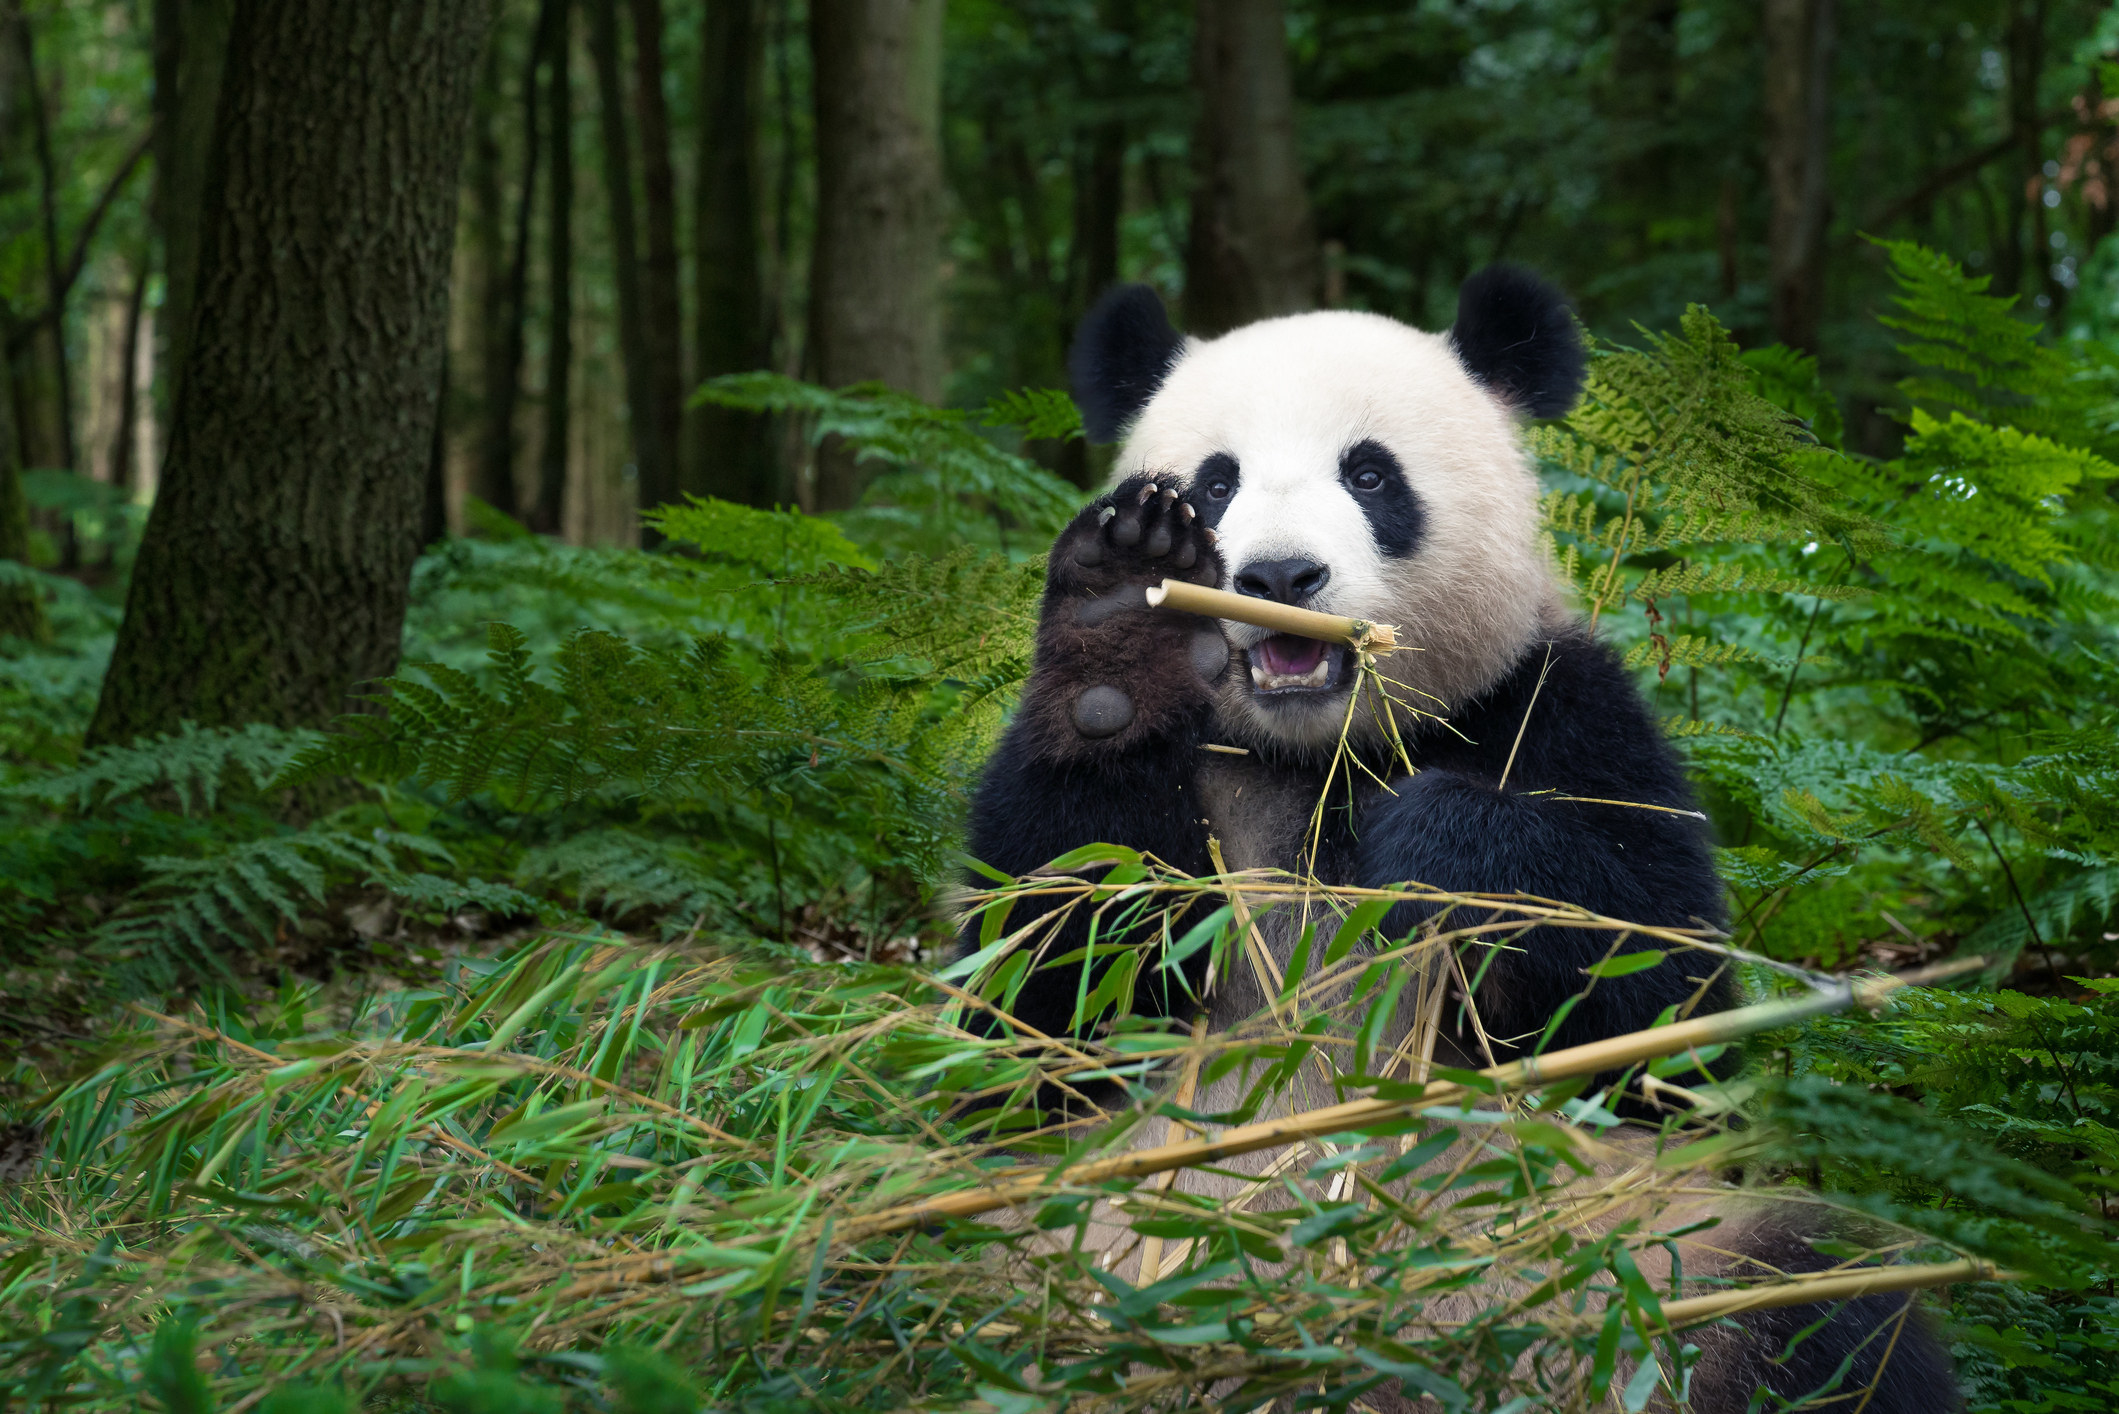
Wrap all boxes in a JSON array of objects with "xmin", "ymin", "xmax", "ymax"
[
  {"xmin": 1652, "ymin": 1259, "xmax": 2006, "ymax": 1331},
  {"xmin": 1146, "ymin": 578, "xmax": 1399, "ymax": 653},
  {"xmin": 839, "ymin": 958, "xmax": 1982, "ymax": 1241}
]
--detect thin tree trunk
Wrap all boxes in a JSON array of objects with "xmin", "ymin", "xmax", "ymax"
[
  {"xmin": 586, "ymin": 0, "xmax": 665, "ymax": 539},
  {"xmin": 2005, "ymin": 0, "xmax": 2052, "ymax": 306},
  {"xmin": 1608, "ymin": 0, "xmax": 1679, "ymax": 261},
  {"xmin": 151, "ymin": 0, "xmax": 231, "ymax": 417},
  {"xmin": 1058, "ymin": 0, "xmax": 1130, "ymax": 490},
  {"xmin": 423, "ymin": 348, "xmax": 449, "ymax": 549},
  {"xmin": 807, "ymin": 0, "xmax": 946, "ymax": 510},
  {"xmin": 688, "ymin": 0, "xmax": 775, "ymax": 506},
  {"xmin": 12, "ymin": 8, "xmax": 74, "ymax": 471},
  {"xmin": 467, "ymin": 41, "xmax": 506, "ymax": 509},
  {"xmin": 479, "ymin": 0, "xmax": 558, "ymax": 521},
  {"xmin": 534, "ymin": 0, "xmax": 573, "ymax": 535},
  {"xmin": 110, "ymin": 251, "xmax": 149, "ymax": 495},
  {"xmin": 1763, "ymin": 0, "xmax": 1835, "ymax": 350},
  {"xmin": 0, "ymin": 320, "xmax": 48, "ymax": 643},
  {"xmin": 89, "ymin": 0, "xmax": 489, "ymax": 745},
  {"xmin": 627, "ymin": 0, "xmax": 685, "ymax": 521},
  {"xmin": 1184, "ymin": 0, "xmax": 1319, "ymax": 336}
]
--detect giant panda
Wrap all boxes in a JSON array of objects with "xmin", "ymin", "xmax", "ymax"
[{"xmin": 960, "ymin": 268, "xmax": 1963, "ymax": 1412}]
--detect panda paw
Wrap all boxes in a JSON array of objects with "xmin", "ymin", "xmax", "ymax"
[
  {"xmin": 1051, "ymin": 474, "xmax": 1222, "ymax": 598},
  {"xmin": 1022, "ymin": 475, "xmax": 1229, "ymax": 759}
]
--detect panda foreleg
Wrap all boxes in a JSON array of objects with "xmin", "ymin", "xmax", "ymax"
[
  {"xmin": 962, "ymin": 476, "xmax": 1230, "ymax": 1045},
  {"xmin": 1355, "ymin": 768, "xmax": 1729, "ymax": 1057}
]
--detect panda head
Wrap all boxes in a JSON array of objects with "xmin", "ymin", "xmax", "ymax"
[{"xmin": 1070, "ymin": 267, "xmax": 1586, "ymax": 755}]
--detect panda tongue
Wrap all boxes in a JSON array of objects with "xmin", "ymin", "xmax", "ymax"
[{"xmin": 1255, "ymin": 634, "xmax": 1328, "ymax": 677}]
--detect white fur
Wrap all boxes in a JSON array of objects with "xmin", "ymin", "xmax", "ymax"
[{"xmin": 1116, "ymin": 310, "xmax": 1562, "ymax": 753}]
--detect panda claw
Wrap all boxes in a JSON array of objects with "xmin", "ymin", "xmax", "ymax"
[
  {"xmin": 1201, "ymin": 527, "xmax": 1219, "ymax": 546},
  {"xmin": 1137, "ymin": 484, "xmax": 1156, "ymax": 505},
  {"xmin": 1157, "ymin": 488, "xmax": 1177, "ymax": 511},
  {"xmin": 1179, "ymin": 502, "xmax": 1196, "ymax": 522},
  {"xmin": 1097, "ymin": 505, "xmax": 1116, "ymax": 525}
]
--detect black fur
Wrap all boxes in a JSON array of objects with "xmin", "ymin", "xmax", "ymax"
[
  {"xmin": 1070, "ymin": 285, "xmax": 1188, "ymax": 443},
  {"xmin": 1449, "ymin": 265, "xmax": 1588, "ymax": 419},
  {"xmin": 1190, "ymin": 453, "xmax": 1240, "ymax": 529},
  {"xmin": 1688, "ymin": 1217, "xmax": 1964, "ymax": 1412},
  {"xmin": 1339, "ymin": 440, "xmax": 1424, "ymax": 558},
  {"xmin": 1357, "ymin": 629, "xmax": 1733, "ymax": 1055}
]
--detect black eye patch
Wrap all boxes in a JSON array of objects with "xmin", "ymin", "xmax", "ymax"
[
  {"xmin": 1340, "ymin": 439, "xmax": 1423, "ymax": 557},
  {"xmin": 1186, "ymin": 452, "xmax": 1240, "ymax": 528}
]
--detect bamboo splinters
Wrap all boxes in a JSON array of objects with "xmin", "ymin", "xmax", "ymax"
[{"xmin": 1146, "ymin": 578, "xmax": 1400, "ymax": 654}]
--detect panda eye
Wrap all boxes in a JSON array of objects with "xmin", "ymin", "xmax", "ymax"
[
  {"xmin": 1206, "ymin": 479, "xmax": 1231, "ymax": 500},
  {"xmin": 1349, "ymin": 465, "xmax": 1385, "ymax": 492}
]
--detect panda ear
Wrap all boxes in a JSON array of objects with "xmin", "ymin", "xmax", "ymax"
[
  {"xmin": 1449, "ymin": 265, "xmax": 1587, "ymax": 420},
  {"xmin": 1069, "ymin": 284, "xmax": 1186, "ymax": 444}
]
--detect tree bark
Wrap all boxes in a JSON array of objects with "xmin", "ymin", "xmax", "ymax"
[
  {"xmin": 0, "ymin": 326, "xmax": 48, "ymax": 643},
  {"xmin": 478, "ymin": 0, "xmax": 558, "ymax": 522},
  {"xmin": 627, "ymin": 0, "xmax": 686, "ymax": 522},
  {"xmin": 687, "ymin": 0, "xmax": 776, "ymax": 507},
  {"xmin": 533, "ymin": 0, "xmax": 573, "ymax": 535},
  {"xmin": 586, "ymin": 0, "xmax": 664, "ymax": 539},
  {"xmin": 1057, "ymin": 0, "xmax": 1132, "ymax": 490},
  {"xmin": 1184, "ymin": 0, "xmax": 1319, "ymax": 337},
  {"xmin": 2004, "ymin": 0, "xmax": 2052, "ymax": 306},
  {"xmin": 807, "ymin": 0, "xmax": 946, "ymax": 511},
  {"xmin": 89, "ymin": 0, "xmax": 489, "ymax": 745},
  {"xmin": 151, "ymin": 0, "xmax": 231, "ymax": 417},
  {"xmin": 1763, "ymin": 0, "xmax": 1835, "ymax": 351},
  {"xmin": 110, "ymin": 251, "xmax": 149, "ymax": 494},
  {"xmin": 11, "ymin": 8, "xmax": 75, "ymax": 471}
]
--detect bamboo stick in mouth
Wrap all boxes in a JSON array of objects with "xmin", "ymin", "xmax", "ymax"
[{"xmin": 1146, "ymin": 578, "xmax": 1400, "ymax": 654}]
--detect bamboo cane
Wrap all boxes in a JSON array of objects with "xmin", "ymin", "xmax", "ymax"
[
  {"xmin": 1649, "ymin": 1259, "xmax": 2007, "ymax": 1331},
  {"xmin": 838, "ymin": 958, "xmax": 1983, "ymax": 1241},
  {"xmin": 1146, "ymin": 578, "xmax": 1400, "ymax": 654}
]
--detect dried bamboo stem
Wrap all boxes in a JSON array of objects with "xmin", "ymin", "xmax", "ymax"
[
  {"xmin": 840, "ymin": 959, "xmax": 1982, "ymax": 1241},
  {"xmin": 1146, "ymin": 578, "xmax": 1399, "ymax": 653},
  {"xmin": 1652, "ymin": 1259, "xmax": 2007, "ymax": 1331}
]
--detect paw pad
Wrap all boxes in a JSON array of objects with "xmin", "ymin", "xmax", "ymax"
[{"xmin": 1072, "ymin": 685, "xmax": 1135, "ymax": 738}]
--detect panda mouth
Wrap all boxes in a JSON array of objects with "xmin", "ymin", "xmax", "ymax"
[{"xmin": 1247, "ymin": 635, "xmax": 1343, "ymax": 694}]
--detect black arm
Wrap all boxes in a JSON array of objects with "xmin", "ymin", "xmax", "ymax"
[
  {"xmin": 961, "ymin": 476, "xmax": 1228, "ymax": 1043},
  {"xmin": 1357, "ymin": 629, "xmax": 1732, "ymax": 1055}
]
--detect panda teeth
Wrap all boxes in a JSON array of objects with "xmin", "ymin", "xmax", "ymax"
[{"xmin": 1249, "ymin": 655, "xmax": 1335, "ymax": 692}]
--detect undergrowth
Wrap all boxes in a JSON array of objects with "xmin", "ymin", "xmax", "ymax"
[{"xmin": 0, "ymin": 245, "xmax": 2115, "ymax": 1410}]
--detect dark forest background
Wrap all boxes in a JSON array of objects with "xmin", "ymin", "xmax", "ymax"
[{"xmin": 11, "ymin": 0, "xmax": 2119, "ymax": 559}]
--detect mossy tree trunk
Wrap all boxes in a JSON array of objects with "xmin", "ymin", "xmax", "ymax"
[{"xmin": 88, "ymin": 0, "xmax": 489, "ymax": 746}]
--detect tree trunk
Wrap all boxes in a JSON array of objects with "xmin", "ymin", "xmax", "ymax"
[
  {"xmin": 687, "ymin": 0, "xmax": 775, "ymax": 507},
  {"xmin": 478, "ymin": 0, "xmax": 558, "ymax": 522},
  {"xmin": 586, "ymin": 0, "xmax": 665, "ymax": 539},
  {"xmin": 533, "ymin": 0, "xmax": 573, "ymax": 535},
  {"xmin": 11, "ymin": 8, "xmax": 75, "ymax": 471},
  {"xmin": 89, "ymin": 0, "xmax": 489, "ymax": 745},
  {"xmin": 1607, "ymin": 0, "xmax": 1679, "ymax": 261},
  {"xmin": 1057, "ymin": 0, "xmax": 1131, "ymax": 490},
  {"xmin": 1763, "ymin": 0, "xmax": 1835, "ymax": 350},
  {"xmin": 110, "ymin": 251, "xmax": 149, "ymax": 494},
  {"xmin": 0, "ymin": 328, "xmax": 48, "ymax": 643},
  {"xmin": 467, "ymin": 40, "xmax": 507, "ymax": 511},
  {"xmin": 627, "ymin": 0, "xmax": 686, "ymax": 521},
  {"xmin": 151, "ymin": 0, "xmax": 232, "ymax": 416},
  {"xmin": 2004, "ymin": 0, "xmax": 2052, "ymax": 306},
  {"xmin": 1184, "ymin": 0, "xmax": 1319, "ymax": 337},
  {"xmin": 807, "ymin": 0, "xmax": 945, "ymax": 511}
]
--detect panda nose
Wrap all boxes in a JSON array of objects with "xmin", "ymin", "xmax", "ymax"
[{"xmin": 1235, "ymin": 557, "xmax": 1331, "ymax": 605}]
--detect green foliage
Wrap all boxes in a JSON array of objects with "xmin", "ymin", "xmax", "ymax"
[{"xmin": 691, "ymin": 372, "xmax": 1086, "ymax": 557}]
